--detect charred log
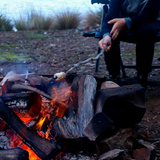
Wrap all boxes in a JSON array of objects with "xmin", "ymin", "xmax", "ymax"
[
  {"xmin": 0, "ymin": 147, "xmax": 29, "ymax": 160},
  {"xmin": 83, "ymin": 112, "xmax": 114, "ymax": 141},
  {"xmin": 0, "ymin": 99, "xmax": 61, "ymax": 160},
  {"xmin": 1, "ymin": 92, "xmax": 33, "ymax": 102},
  {"xmin": 95, "ymin": 84, "xmax": 146, "ymax": 127}
]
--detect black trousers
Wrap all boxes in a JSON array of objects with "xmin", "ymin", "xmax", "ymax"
[{"xmin": 104, "ymin": 20, "xmax": 160, "ymax": 76}]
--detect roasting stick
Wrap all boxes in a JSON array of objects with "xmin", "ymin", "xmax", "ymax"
[{"xmin": 54, "ymin": 46, "xmax": 108, "ymax": 81}]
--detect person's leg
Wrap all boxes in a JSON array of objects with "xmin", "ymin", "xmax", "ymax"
[
  {"xmin": 135, "ymin": 21, "xmax": 160, "ymax": 87},
  {"xmin": 104, "ymin": 38, "xmax": 121, "ymax": 76}
]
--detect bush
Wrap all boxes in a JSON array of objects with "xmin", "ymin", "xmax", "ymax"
[
  {"xmin": 82, "ymin": 8, "xmax": 102, "ymax": 27},
  {"xmin": 53, "ymin": 10, "xmax": 81, "ymax": 30},
  {"xmin": 0, "ymin": 14, "xmax": 13, "ymax": 31}
]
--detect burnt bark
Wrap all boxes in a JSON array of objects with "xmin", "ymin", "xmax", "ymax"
[
  {"xmin": 0, "ymin": 147, "xmax": 29, "ymax": 160},
  {"xmin": 0, "ymin": 99, "xmax": 61, "ymax": 160}
]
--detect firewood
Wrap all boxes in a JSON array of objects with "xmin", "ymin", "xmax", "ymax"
[
  {"xmin": 0, "ymin": 147, "xmax": 29, "ymax": 160},
  {"xmin": 0, "ymin": 81, "xmax": 13, "ymax": 95},
  {"xmin": 11, "ymin": 83, "xmax": 68, "ymax": 111},
  {"xmin": 83, "ymin": 112, "xmax": 114, "ymax": 141},
  {"xmin": 50, "ymin": 75, "xmax": 97, "ymax": 141},
  {"xmin": 0, "ymin": 99, "xmax": 61, "ymax": 159},
  {"xmin": 95, "ymin": 84, "xmax": 146, "ymax": 127},
  {"xmin": 1, "ymin": 92, "xmax": 33, "ymax": 101}
]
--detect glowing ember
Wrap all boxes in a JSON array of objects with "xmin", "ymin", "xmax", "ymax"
[{"xmin": 11, "ymin": 134, "xmax": 41, "ymax": 160}]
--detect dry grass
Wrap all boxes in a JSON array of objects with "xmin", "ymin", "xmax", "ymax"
[
  {"xmin": 28, "ymin": 10, "xmax": 53, "ymax": 30},
  {"xmin": 13, "ymin": 8, "xmax": 102, "ymax": 31},
  {"xmin": 14, "ymin": 10, "xmax": 54, "ymax": 30},
  {"xmin": 52, "ymin": 10, "xmax": 81, "ymax": 30},
  {"xmin": 82, "ymin": 8, "xmax": 102, "ymax": 27},
  {"xmin": 14, "ymin": 16, "xmax": 27, "ymax": 30},
  {"xmin": 0, "ymin": 14, "xmax": 13, "ymax": 31}
]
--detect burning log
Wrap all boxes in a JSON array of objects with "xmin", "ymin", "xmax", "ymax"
[
  {"xmin": 0, "ymin": 99, "xmax": 61, "ymax": 159},
  {"xmin": 50, "ymin": 75, "xmax": 97, "ymax": 141},
  {"xmin": 1, "ymin": 92, "xmax": 33, "ymax": 102},
  {"xmin": 11, "ymin": 83, "xmax": 68, "ymax": 111},
  {"xmin": 0, "ymin": 147, "xmax": 29, "ymax": 160}
]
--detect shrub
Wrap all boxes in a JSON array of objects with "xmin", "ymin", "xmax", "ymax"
[
  {"xmin": 53, "ymin": 10, "xmax": 81, "ymax": 30},
  {"xmin": 82, "ymin": 8, "xmax": 102, "ymax": 27},
  {"xmin": 0, "ymin": 14, "xmax": 13, "ymax": 31}
]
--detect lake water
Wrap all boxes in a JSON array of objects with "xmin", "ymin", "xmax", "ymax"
[{"xmin": 0, "ymin": 0, "xmax": 101, "ymax": 21}]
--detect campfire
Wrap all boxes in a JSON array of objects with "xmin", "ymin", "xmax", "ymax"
[{"xmin": 0, "ymin": 70, "xmax": 155, "ymax": 160}]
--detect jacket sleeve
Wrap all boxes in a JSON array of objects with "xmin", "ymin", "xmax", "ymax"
[
  {"xmin": 101, "ymin": 0, "xmax": 124, "ymax": 36},
  {"xmin": 130, "ymin": 0, "xmax": 160, "ymax": 28}
]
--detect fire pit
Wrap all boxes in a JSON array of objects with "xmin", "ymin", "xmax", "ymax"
[{"xmin": 0, "ymin": 71, "xmax": 151, "ymax": 160}]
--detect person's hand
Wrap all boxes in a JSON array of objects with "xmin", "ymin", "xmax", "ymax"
[
  {"xmin": 99, "ymin": 35, "xmax": 112, "ymax": 52},
  {"xmin": 108, "ymin": 18, "xmax": 126, "ymax": 40}
]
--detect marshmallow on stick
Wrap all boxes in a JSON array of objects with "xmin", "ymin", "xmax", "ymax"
[
  {"xmin": 54, "ymin": 72, "xmax": 66, "ymax": 81},
  {"xmin": 54, "ymin": 46, "xmax": 108, "ymax": 81}
]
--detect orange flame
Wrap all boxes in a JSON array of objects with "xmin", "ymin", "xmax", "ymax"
[{"xmin": 34, "ymin": 116, "xmax": 46, "ymax": 131}]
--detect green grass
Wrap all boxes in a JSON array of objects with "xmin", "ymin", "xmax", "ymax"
[
  {"xmin": 0, "ymin": 51, "xmax": 33, "ymax": 62},
  {"xmin": 0, "ymin": 43, "xmax": 20, "ymax": 48},
  {"xmin": 26, "ymin": 33, "xmax": 55, "ymax": 38}
]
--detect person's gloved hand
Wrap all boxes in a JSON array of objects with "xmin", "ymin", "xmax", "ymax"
[{"xmin": 99, "ymin": 35, "xmax": 112, "ymax": 52}]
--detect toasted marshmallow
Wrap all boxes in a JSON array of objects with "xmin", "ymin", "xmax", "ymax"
[{"xmin": 54, "ymin": 72, "xmax": 66, "ymax": 81}]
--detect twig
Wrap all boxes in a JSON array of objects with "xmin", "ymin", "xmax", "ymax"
[{"xmin": 66, "ymin": 46, "xmax": 108, "ymax": 74}]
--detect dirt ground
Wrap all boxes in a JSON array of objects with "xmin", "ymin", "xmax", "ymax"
[{"xmin": 0, "ymin": 29, "xmax": 160, "ymax": 158}]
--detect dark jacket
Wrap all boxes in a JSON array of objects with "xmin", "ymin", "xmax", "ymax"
[{"xmin": 101, "ymin": 0, "xmax": 160, "ymax": 36}]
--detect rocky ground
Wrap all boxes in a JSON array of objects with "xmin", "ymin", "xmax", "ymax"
[{"xmin": 0, "ymin": 29, "xmax": 160, "ymax": 159}]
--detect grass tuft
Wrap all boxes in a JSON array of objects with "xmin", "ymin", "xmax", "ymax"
[
  {"xmin": 82, "ymin": 8, "xmax": 102, "ymax": 27},
  {"xmin": 0, "ymin": 14, "xmax": 13, "ymax": 31},
  {"xmin": 53, "ymin": 10, "xmax": 81, "ymax": 30},
  {"xmin": 14, "ymin": 16, "xmax": 27, "ymax": 30},
  {"xmin": 26, "ymin": 33, "xmax": 54, "ymax": 38},
  {"xmin": 14, "ymin": 10, "xmax": 54, "ymax": 30}
]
